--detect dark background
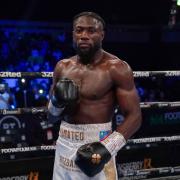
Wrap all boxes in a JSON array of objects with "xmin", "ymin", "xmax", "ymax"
[
  {"xmin": 0, "ymin": 0, "xmax": 173, "ymax": 25},
  {"xmin": 0, "ymin": 0, "xmax": 179, "ymax": 105},
  {"xmin": 0, "ymin": 0, "xmax": 180, "ymax": 71},
  {"xmin": 0, "ymin": 3, "xmax": 180, "ymax": 179},
  {"xmin": 0, "ymin": 0, "xmax": 180, "ymax": 70}
]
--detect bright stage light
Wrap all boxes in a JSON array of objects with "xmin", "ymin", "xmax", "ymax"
[{"xmin": 177, "ymin": 0, "xmax": 180, "ymax": 6}]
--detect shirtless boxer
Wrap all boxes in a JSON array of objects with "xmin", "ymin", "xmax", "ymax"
[{"xmin": 48, "ymin": 11, "xmax": 142, "ymax": 180}]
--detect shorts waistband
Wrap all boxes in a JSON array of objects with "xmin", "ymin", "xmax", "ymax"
[{"xmin": 58, "ymin": 121, "xmax": 112, "ymax": 143}]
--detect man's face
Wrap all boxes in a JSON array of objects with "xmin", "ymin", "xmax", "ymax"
[{"xmin": 73, "ymin": 16, "xmax": 104, "ymax": 62}]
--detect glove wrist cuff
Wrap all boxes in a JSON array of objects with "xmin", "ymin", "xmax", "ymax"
[
  {"xmin": 51, "ymin": 95, "xmax": 65, "ymax": 108},
  {"xmin": 48, "ymin": 99, "xmax": 65, "ymax": 116},
  {"xmin": 101, "ymin": 131, "xmax": 126, "ymax": 156}
]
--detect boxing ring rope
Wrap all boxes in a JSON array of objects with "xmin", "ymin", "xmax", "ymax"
[
  {"xmin": 0, "ymin": 101, "xmax": 179, "ymax": 116},
  {"xmin": 0, "ymin": 101, "xmax": 179, "ymax": 152},
  {"xmin": 1, "ymin": 134, "xmax": 180, "ymax": 155},
  {"xmin": 0, "ymin": 107, "xmax": 47, "ymax": 115},
  {"xmin": 0, "ymin": 70, "xmax": 180, "ymax": 179},
  {"xmin": 0, "ymin": 70, "xmax": 180, "ymax": 78},
  {"xmin": 0, "ymin": 136, "xmax": 180, "ymax": 178},
  {"xmin": 121, "ymin": 166, "xmax": 180, "ymax": 178}
]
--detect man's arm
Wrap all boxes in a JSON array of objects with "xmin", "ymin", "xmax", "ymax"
[
  {"xmin": 50, "ymin": 61, "xmax": 62, "ymax": 95},
  {"xmin": 47, "ymin": 60, "xmax": 79, "ymax": 123},
  {"xmin": 75, "ymin": 60, "xmax": 142, "ymax": 177},
  {"xmin": 111, "ymin": 60, "xmax": 142, "ymax": 140},
  {"xmin": 47, "ymin": 61, "xmax": 64, "ymax": 123}
]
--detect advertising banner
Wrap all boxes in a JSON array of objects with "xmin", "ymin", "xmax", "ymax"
[{"xmin": 0, "ymin": 156, "xmax": 54, "ymax": 180}]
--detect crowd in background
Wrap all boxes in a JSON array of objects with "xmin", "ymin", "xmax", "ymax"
[
  {"xmin": 0, "ymin": 28, "xmax": 179, "ymax": 109},
  {"xmin": 0, "ymin": 23, "xmax": 180, "ymax": 151},
  {"xmin": 0, "ymin": 29, "xmax": 72, "ymax": 109}
]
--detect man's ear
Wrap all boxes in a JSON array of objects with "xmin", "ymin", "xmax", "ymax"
[{"xmin": 101, "ymin": 31, "xmax": 105, "ymax": 41}]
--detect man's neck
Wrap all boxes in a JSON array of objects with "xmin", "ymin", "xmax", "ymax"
[{"xmin": 77, "ymin": 49, "xmax": 104, "ymax": 66}]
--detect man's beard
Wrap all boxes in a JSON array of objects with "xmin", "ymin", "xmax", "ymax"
[{"xmin": 74, "ymin": 43, "xmax": 101, "ymax": 64}]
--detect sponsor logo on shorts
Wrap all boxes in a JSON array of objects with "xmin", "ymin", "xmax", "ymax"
[
  {"xmin": 99, "ymin": 130, "xmax": 111, "ymax": 141},
  {"xmin": 59, "ymin": 155, "xmax": 78, "ymax": 171},
  {"xmin": 59, "ymin": 128, "xmax": 84, "ymax": 141}
]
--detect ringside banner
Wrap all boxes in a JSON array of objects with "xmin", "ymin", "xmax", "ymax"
[
  {"xmin": 0, "ymin": 107, "xmax": 180, "ymax": 179},
  {"xmin": 114, "ymin": 106, "xmax": 180, "ymax": 137},
  {"xmin": 0, "ymin": 156, "xmax": 53, "ymax": 180}
]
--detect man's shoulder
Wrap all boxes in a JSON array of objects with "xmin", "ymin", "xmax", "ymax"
[
  {"xmin": 57, "ymin": 56, "xmax": 77, "ymax": 66},
  {"xmin": 103, "ymin": 52, "xmax": 132, "ymax": 77},
  {"xmin": 104, "ymin": 52, "xmax": 128, "ymax": 69}
]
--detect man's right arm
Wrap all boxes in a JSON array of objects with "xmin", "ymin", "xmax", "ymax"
[
  {"xmin": 47, "ymin": 61, "xmax": 64, "ymax": 123},
  {"xmin": 47, "ymin": 61, "xmax": 79, "ymax": 123}
]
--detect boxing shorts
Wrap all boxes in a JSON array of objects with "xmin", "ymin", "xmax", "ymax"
[{"xmin": 52, "ymin": 121, "xmax": 118, "ymax": 180}]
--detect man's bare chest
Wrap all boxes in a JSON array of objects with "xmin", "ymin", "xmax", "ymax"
[{"xmin": 61, "ymin": 65, "xmax": 113, "ymax": 99}]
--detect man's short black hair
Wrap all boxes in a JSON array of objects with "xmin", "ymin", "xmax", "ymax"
[{"xmin": 73, "ymin": 11, "xmax": 106, "ymax": 30}]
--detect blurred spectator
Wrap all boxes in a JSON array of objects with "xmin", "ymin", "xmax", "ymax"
[
  {"xmin": 0, "ymin": 26, "xmax": 179, "ymax": 104},
  {"xmin": 27, "ymin": 48, "xmax": 44, "ymax": 66},
  {"xmin": 52, "ymin": 48, "xmax": 63, "ymax": 62},
  {"xmin": 0, "ymin": 82, "xmax": 14, "ymax": 109}
]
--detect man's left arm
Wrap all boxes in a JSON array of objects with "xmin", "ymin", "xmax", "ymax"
[
  {"xmin": 113, "ymin": 60, "xmax": 142, "ymax": 140},
  {"xmin": 99, "ymin": 60, "xmax": 142, "ymax": 157},
  {"xmin": 75, "ymin": 60, "xmax": 142, "ymax": 177}
]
